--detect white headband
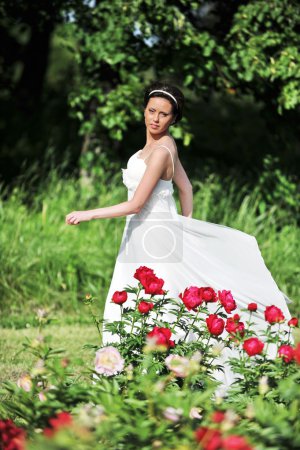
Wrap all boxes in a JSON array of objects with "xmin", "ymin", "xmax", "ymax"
[{"xmin": 149, "ymin": 89, "xmax": 178, "ymax": 106}]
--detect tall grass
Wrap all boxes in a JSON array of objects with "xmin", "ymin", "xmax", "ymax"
[{"xmin": 0, "ymin": 156, "xmax": 299, "ymax": 327}]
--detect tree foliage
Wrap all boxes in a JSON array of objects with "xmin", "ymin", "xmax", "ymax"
[{"xmin": 65, "ymin": 0, "xmax": 300, "ymax": 146}]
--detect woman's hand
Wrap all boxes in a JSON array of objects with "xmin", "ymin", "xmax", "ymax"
[{"xmin": 65, "ymin": 210, "xmax": 94, "ymax": 225}]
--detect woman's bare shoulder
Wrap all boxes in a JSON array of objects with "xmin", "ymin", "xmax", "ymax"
[{"xmin": 156, "ymin": 136, "xmax": 178, "ymax": 160}]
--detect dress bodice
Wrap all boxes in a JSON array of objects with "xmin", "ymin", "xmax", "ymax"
[{"xmin": 121, "ymin": 150, "xmax": 174, "ymax": 200}]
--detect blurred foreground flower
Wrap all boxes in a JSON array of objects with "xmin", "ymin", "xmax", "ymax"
[
  {"xmin": 17, "ymin": 374, "xmax": 32, "ymax": 392},
  {"xmin": 163, "ymin": 407, "xmax": 183, "ymax": 422},
  {"xmin": 95, "ymin": 346, "xmax": 124, "ymax": 376},
  {"xmin": 165, "ymin": 353, "xmax": 200, "ymax": 378},
  {"xmin": 0, "ymin": 419, "xmax": 26, "ymax": 450},
  {"xmin": 43, "ymin": 412, "xmax": 72, "ymax": 437}
]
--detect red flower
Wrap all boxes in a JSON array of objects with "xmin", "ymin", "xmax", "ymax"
[
  {"xmin": 194, "ymin": 427, "xmax": 222, "ymax": 450},
  {"xmin": 247, "ymin": 303, "xmax": 257, "ymax": 312},
  {"xmin": 294, "ymin": 343, "xmax": 300, "ymax": 365},
  {"xmin": 112, "ymin": 290, "xmax": 128, "ymax": 305},
  {"xmin": 138, "ymin": 301, "xmax": 154, "ymax": 314},
  {"xmin": 222, "ymin": 435, "xmax": 253, "ymax": 450},
  {"xmin": 147, "ymin": 327, "xmax": 175, "ymax": 348},
  {"xmin": 278, "ymin": 344, "xmax": 295, "ymax": 363},
  {"xmin": 141, "ymin": 273, "xmax": 165, "ymax": 295},
  {"xmin": 0, "ymin": 419, "xmax": 26, "ymax": 450},
  {"xmin": 44, "ymin": 412, "xmax": 73, "ymax": 437},
  {"xmin": 218, "ymin": 290, "xmax": 237, "ymax": 313},
  {"xmin": 206, "ymin": 314, "xmax": 225, "ymax": 336},
  {"xmin": 201, "ymin": 287, "xmax": 217, "ymax": 302},
  {"xmin": 225, "ymin": 315, "xmax": 245, "ymax": 338},
  {"xmin": 133, "ymin": 266, "xmax": 154, "ymax": 283},
  {"xmin": 264, "ymin": 305, "xmax": 285, "ymax": 324},
  {"xmin": 211, "ymin": 411, "xmax": 225, "ymax": 423},
  {"xmin": 243, "ymin": 337, "xmax": 264, "ymax": 356},
  {"xmin": 288, "ymin": 317, "xmax": 298, "ymax": 327},
  {"xmin": 179, "ymin": 286, "xmax": 203, "ymax": 311}
]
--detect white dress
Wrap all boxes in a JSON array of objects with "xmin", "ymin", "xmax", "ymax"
[{"xmin": 102, "ymin": 145, "xmax": 292, "ymax": 387}]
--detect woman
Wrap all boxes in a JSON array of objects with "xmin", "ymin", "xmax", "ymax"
[{"xmin": 66, "ymin": 82, "xmax": 292, "ymax": 383}]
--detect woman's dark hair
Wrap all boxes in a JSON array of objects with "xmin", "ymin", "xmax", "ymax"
[{"xmin": 144, "ymin": 81, "xmax": 185, "ymax": 124}]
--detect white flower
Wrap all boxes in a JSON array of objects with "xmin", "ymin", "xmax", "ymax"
[
  {"xmin": 258, "ymin": 375, "xmax": 269, "ymax": 395},
  {"xmin": 95, "ymin": 346, "xmax": 124, "ymax": 377},
  {"xmin": 189, "ymin": 407, "xmax": 203, "ymax": 419}
]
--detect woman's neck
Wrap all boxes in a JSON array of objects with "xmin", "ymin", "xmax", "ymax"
[{"xmin": 145, "ymin": 130, "xmax": 171, "ymax": 146}]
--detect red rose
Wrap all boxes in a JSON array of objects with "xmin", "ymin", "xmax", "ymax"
[
  {"xmin": 211, "ymin": 411, "xmax": 225, "ymax": 423},
  {"xmin": 218, "ymin": 290, "xmax": 237, "ymax": 313},
  {"xmin": 44, "ymin": 412, "xmax": 72, "ymax": 437},
  {"xmin": 179, "ymin": 286, "xmax": 203, "ymax": 311},
  {"xmin": 201, "ymin": 287, "xmax": 217, "ymax": 302},
  {"xmin": 288, "ymin": 317, "xmax": 298, "ymax": 327},
  {"xmin": 138, "ymin": 301, "xmax": 154, "ymax": 314},
  {"xmin": 141, "ymin": 273, "xmax": 165, "ymax": 295},
  {"xmin": 278, "ymin": 344, "xmax": 294, "ymax": 363},
  {"xmin": 222, "ymin": 435, "xmax": 253, "ymax": 450},
  {"xmin": 0, "ymin": 419, "xmax": 26, "ymax": 450},
  {"xmin": 194, "ymin": 427, "xmax": 222, "ymax": 450},
  {"xmin": 247, "ymin": 303, "xmax": 257, "ymax": 312},
  {"xmin": 225, "ymin": 315, "xmax": 245, "ymax": 338},
  {"xmin": 112, "ymin": 290, "xmax": 128, "ymax": 305},
  {"xmin": 264, "ymin": 305, "xmax": 285, "ymax": 324},
  {"xmin": 243, "ymin": 337, "xmax": 264, "ymax": 356},
  {"xmin": 133, "ymin": 266, "xmax": 154, "ymax": 283},
  {"xmin": 206, "ymin": 314, "xmax": 225, "ymax": 336},
  {"xmin": 147, "ymin": 326, "xmax": 175, "ymax": 348},
  {"xmin": 294, "ymin": 343, "xmax": 300, "ymax": 365}
]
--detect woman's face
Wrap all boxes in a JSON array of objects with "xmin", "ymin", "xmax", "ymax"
[{"xmin": 144, "ymin": 97, "xmax": 175, "ymax": 134}]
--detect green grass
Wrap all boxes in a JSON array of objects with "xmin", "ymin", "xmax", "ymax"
[
  {"xmin": 0, "ymin": 324, "xmax": 100, "ymax": 383},
  {"xmin": 0, "ymin": 158, "xmax": 299, "ymax": 329}
]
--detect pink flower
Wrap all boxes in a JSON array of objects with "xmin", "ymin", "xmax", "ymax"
[
  {"xmin": 141, "ymin": 273, "xmax": 165, "ymax": 295},
  {"xmin": 218, "ymin": 290, "xmax": 237, "ymax": 313},
  {"xmin": 134, "ymin": 266, "xmax": 154, "ymax": 283},
  {"xmin": 112, "ymin": 290, "xmax": 128, "ymax": 305},
  {"xmin": 163, "ymin": 407, "xmax": 183, "ymax": 422},
  {"xmin": 95, "ymin": 346, "xmax": 124, "ymax": 376},
  {"xmin": 194, "ymin": 427, "xmax": 222, "ymax": 450},
  {"xmin": 179, "ymin": 286, "xmax": 203, "ymax": 311},
  {"xmin": 222, "ymin": 435, "xmax": 253, "ymax": 450},
  {"xmin": 243, "ymin": 337, "xmax": 264, "ymax": 356},
  {"xmin": 264, "ymin": 305, "xmax": 285, "ymax": 324},
  {"xmin": 147, "ymin": 327, "xmax": 175, "ymax": 349},
  {"xmin": 211, "ymin": 411, "xmax": 225, "ymax": 423},
  {"xmin": 247, "ymin": 303, "xmax": 257, "ymax": 312},
  {"xmin": 294, "ymin": 343, "xmax": 300, "ymax": 365},
  {"xmin": 278, "ymin": 344, "xmax": 294, "ymax": 363},
  {"xmin": 17, "ymin": 374, "xmax": 32, "ymax": 392},
  {"xmin": 138, "ymin": 301, "xmax": 154, "ymax": 314},
  {"xmin": 201, "ymin": 287, "xmax": 217, "ymax": 303},
  {"xmin": 206, "ymin": 314, "xmax": 225, "ymax": 336},
  {"xmin": 225, "ymin": 315, "xmax": 245, "ymax": 338},
  {"xmin": 288, "ymin": 317, "xmax": 298, "ymax": 327}
]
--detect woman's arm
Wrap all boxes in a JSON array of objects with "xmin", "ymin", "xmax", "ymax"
[
  {"xmin": 65, "ymin": 149, "xmax": 170, "ymax": 225},
  {"xmin": 172, "ymin": 157, "xmax": 193, "ymax": 218}
]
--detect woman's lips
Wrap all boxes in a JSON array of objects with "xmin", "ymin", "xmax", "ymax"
[{"xmin": 150, "ymin": 124, "xmax": 159, "ymax": 129}]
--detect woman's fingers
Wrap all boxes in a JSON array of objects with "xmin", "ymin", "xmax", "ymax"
[{"xmin": 65, "ymin": 213, "xmax": 80, "ymax": 225}]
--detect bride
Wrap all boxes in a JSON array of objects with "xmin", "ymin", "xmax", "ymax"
[{"xmin": 66, "ymin": 81, "xmax": 292, "ymax": 385}]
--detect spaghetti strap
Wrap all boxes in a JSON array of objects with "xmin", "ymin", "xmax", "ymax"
[{"xmin": 143, "ymin": 144, "xmax": 175, "ymax": 179}]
